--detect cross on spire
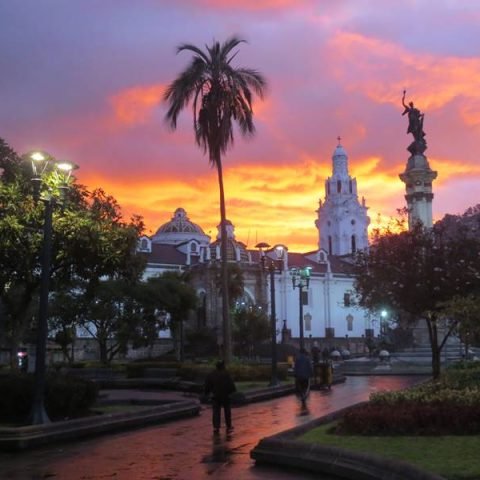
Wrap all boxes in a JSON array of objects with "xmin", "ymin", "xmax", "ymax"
[{"xmin": 337, "ymin": 135, "xmax": 342, "ymax": 146}]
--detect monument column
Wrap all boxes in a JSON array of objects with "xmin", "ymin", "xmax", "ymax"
[{"xmin": 399, "ymin": 90, "xmax": 437, "ymax": 229}]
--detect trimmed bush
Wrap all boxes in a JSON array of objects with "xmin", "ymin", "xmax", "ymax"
[
  {"xmin": 126, "ymin": 361, "xmax": 289, "ymax": 382},
  {"xmin": 336, "ymin": 402, "xmax": 480, "ymax": 435},
  {"xmin": 336, "ymin": 367, "xmax": 480, "ymax": 436},
  {"xmin": 46, "ymin": 375, "xmax": 99, "ymax": 419},
  {"xmin": 227, "ymin": 363, "xmax": 288, "ymax": 381},
  {"xmin": 0, "ymin": 373, "xmax": 99, "ymax": 423},
  {"xmin": 126, "ymin": 361, "xmax": 180, "ymax": 378}
]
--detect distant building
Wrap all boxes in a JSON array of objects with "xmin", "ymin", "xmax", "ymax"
[{"xmin": 138, "ymin": 142, "xmax": 379, "ymax": 351}]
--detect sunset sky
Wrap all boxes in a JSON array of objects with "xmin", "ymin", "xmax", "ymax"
[{"xmin": 1, "ymin": 1, "xmax": 479, "ymax": 252}]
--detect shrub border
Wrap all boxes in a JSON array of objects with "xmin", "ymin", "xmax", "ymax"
[{"xmin": 250, "ymin": 403, "xmax": 446, "ymax": 480}]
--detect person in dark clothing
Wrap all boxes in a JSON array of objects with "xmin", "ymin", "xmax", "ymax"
[
  {"xmin": 294, "ymin": 348, "xmax": 313, "ymax": 405},
  {"xmin": 204, "ymin": 360, "xmax": 236, "ymax": 434},
  {"xmin": 311, "ymin": 341, "xmax": 320, "ymax": 384}
]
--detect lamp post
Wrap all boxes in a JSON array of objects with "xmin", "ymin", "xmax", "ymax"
[
  {"xmin": 24, "ymin": 151, "xmax": 77, "ymax": 424},
  {"xmin": 291, "ymin": 266, "xmax": 311, "ymax": 350},
  {"xmin": 380, "ymin": 309, "xmax": 388, "ymax": 337},
  {"xmin": 256, "ymin": 242, "xmax": 285, "ymax": 387}
]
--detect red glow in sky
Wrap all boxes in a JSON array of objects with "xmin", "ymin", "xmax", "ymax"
[{"xmin": 1, "ymin": 1, "xmax": 479, "ymax": 251}]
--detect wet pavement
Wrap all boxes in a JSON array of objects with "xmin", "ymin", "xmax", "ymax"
[{"xmin": 0, "ymin": 376, "xmax": 423, "ymax": 480}]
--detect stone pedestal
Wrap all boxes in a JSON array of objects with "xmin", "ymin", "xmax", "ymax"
[{"xmin": 399, "ymin": 153, "xmax": 437, "ymax": 228}]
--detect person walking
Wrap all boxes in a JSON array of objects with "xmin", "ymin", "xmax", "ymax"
[
  {"xmin": 204, "ymin": 360, "xmax": 236, "ymax": 434},
  {"xmin": 294, "ymin": 348, "xmax": 313, "ymax": 405},
  {"xmin": 311, "ymin": 341, "xmax": 320, "ymax": 384}
]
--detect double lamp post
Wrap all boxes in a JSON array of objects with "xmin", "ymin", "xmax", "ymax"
[
  {"xmin": 256, "ymin": 244, "xmax": 313, "ymax": 383},
  {"xmin": 291, "ymin": 266, "xmax": 311, "ymax": 351},
  {"xmin": 256, "ymin": 243, "xmax": 285, "ymax": 387},
  {"xmin": 24, "ymin": 150, "xmax": 77, "ymax": 424}
]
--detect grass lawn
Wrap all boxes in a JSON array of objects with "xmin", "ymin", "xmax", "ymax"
[{"xmin": 299, "ymin": 423, "xmax": 480, "ymax": 480}]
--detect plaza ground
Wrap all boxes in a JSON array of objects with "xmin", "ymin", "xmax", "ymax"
[{"xmin": 0, "ymin": 376, "xmax": 420, "ymax": 480}]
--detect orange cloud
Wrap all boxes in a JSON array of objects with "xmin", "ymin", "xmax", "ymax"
[
  {"xmin": 328, "ymin": 31, "xmax": 480, "ymax": 114},
  {"xmin": 431, "ymin": 157, "xmax": 480, "ymax": 184},
  {"xmin": 109, "ymin": 84, "xmax": 165, "ymax": 127},
  {"xmin": 79, "ymin": 157, "xmax": 407, "ymax": 252}
]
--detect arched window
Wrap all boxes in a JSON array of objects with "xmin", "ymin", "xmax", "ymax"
[
  {"xmin": 351, "ymin": 235, "xmax": 356, "ymax": 253},
  {"xmin": 337, "ymin": 180, "xmax": 341, "ymax": 193},
  {"xmin": 190, "ymin": 242, "xmax": 198, "ymax": 253},
  {"xmin": 328, "ymin": 236, "xmax": 333, "ymax": 255},
  {"xmin": 140, "ymin": 238, "xmax": 148, "ymax": 251},
  {"xmin": 349, "ymin": 180, "xmax": 353, "ymax": 193},
  {"xmin": 346, "ymin": 314, "xmax": 353, "ymax": 331}
]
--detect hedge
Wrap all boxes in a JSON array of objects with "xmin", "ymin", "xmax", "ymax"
[{"xmin": 0, "ymin": 373, "xmax": 99, "ymax": 423}]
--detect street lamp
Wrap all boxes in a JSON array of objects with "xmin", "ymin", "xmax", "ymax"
[
  {"xmin": 256, "ymin": 242, "xmax": 285, "ymax": 387},
  {"xmin": 291, "ymin": 266, "xmax": 312, "ymax": 350},
  {"xmin": 24, "ymin": 150, "xmax": 77, "ymax": 424},
  {"xmin": 380, "ymin": 309, "xmax": 388, "ymax": 337}
]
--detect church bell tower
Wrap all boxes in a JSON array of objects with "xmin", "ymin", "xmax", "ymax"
[{"xmin": 315, "ymin": 139, "xmax": 370, "ymax": 255}]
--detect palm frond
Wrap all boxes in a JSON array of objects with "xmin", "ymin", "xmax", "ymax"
[
  {"xmin": 164, "ymin": 35, "xmax": 266, "ymax": 157},
  {"xmin": 176, "ymin": 43, "xmax": 209, "ymax": 63}
]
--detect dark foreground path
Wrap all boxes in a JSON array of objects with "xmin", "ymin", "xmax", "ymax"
[{"xmin": 0, "ymin": 376, "xmax": 422, "ymax": 480}]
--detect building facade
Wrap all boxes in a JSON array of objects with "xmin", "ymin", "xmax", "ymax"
[
  {"xmin": 315, "ymin": 141, "xmax": 370, "ymax": 255},
  {"xmin": 138, "ymin": 142, "xmax": 379, "ymax": 351}
]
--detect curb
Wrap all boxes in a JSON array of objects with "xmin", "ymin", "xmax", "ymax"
[
  {"xmin": 250, "ymin": 404, "xmax": 446, "ymax": 480},
  {"xmin": 0, "ymin": 399, "xmax": 200, "ymax": 452}
]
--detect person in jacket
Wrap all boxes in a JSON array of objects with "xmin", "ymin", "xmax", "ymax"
[
  {"xmin": 204, "ymin": 360, "xmax": 236, "ymax": 434},
  {"xmin": 294, "ymin": 348, "xmax": 313, "ymax": 404}
]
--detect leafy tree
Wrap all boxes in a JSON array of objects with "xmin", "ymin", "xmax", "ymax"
[
  {"xmin": 354, "ymin": 217, "xmax": 480, "ymax": 378},
  {"xmin": 233, "ymin": 307, "xmax": 270, "ymax": 358},
  {"xmin": 141, "ymin": 272, "xmax": 198, "ymax": 362},
  {"xmin": 164, "ymin": 36, "xmax": 267, "ymax": 363},
  {"xmin": 0, "ymin": 140, "xmax": 45, "ymax": 367},
  {"xmin": 48, "ymin": 287, "xmax": 84, "ymax": 364},
  {"xmin": 185, "ymin": 326, "xmax": 218, "ymax": 358},
  {"xmin": 77, "ymin": 279, "xmax": 149, "ymax": 364},
  {"xmin": 441, "ymin": 294, "xmax": 480, "ymax": 356},
  {"xmin": 0, "ymin": 138, "xmax": 145, "ymax": 367}
]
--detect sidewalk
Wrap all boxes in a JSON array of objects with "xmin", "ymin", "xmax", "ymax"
[
  {"xmin": 0, "ymin": 377, "xmax": 344, "ymax": 452},
  {"xmin": 0, "ymin": 376, "xmax": 423, "ymax": 479}
]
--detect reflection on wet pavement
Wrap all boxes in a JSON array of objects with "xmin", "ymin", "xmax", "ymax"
[{"xmin": 0, "ymin": 376, "xmax": 423, "ymax": 480}]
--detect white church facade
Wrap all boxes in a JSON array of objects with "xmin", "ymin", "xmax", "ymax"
[{"xmin": 138, "ymin": 141, "xmax": 380, "ymax": 352}]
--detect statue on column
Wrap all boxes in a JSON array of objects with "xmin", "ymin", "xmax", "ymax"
[{"xmin": 402, "ymin": 90, "xmax": 427, "ymax": 155}]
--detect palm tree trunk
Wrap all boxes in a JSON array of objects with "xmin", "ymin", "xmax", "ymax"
[{"xmin": 215, "ymin": 155, "xmax": 232, "ymax": 364}]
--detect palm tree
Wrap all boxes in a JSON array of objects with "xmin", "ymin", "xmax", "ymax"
[{"xmin": 164, "ymin": 36, "xmax": 266, "ymax": 363}]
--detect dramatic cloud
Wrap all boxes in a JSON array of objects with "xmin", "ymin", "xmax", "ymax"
[
  {"xmin": 109, "ymin": 84, "xmax": 165, "ymax": 127},
  {"xmin": 1, "ymin": 1, "xmax": 479, "ymax": 252}
]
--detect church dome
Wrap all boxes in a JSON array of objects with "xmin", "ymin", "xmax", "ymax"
[{"xmin": 152, "ymin": 208, "xmax": 210, "ymax": 245}]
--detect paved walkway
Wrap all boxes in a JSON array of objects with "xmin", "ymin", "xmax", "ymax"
[{"xmin": 0, "ymin": 376, "xmax": 422, "ymax": 480}]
